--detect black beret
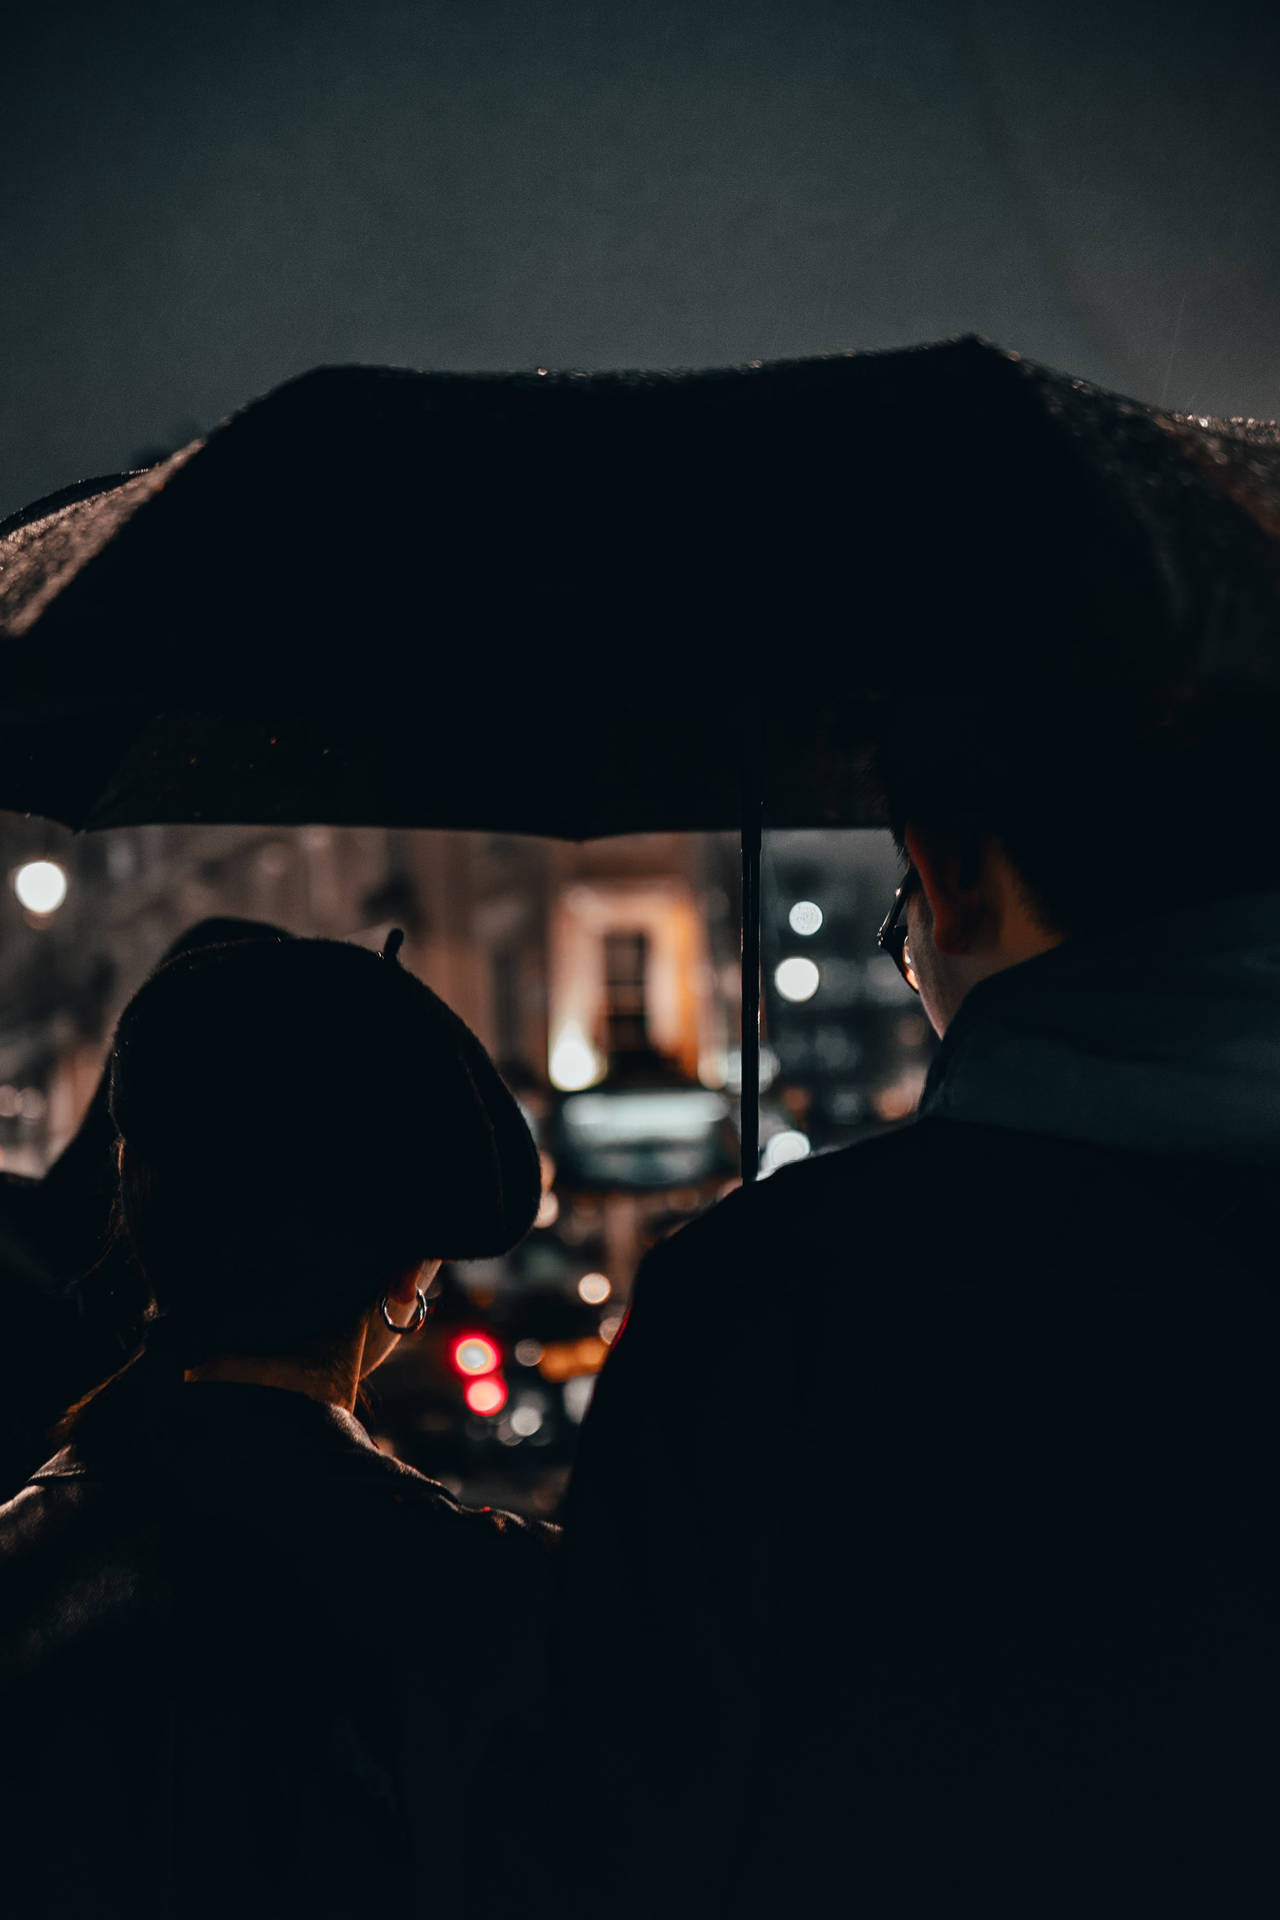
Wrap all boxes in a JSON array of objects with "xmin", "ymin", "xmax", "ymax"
[{"xmin": 110, "ymin": 934, "xmax": 541, "ymax": 1263}]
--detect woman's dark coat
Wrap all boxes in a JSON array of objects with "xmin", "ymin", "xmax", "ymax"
[
  {"xmin": 0, "ymin": 918, "xmax": 287, "ymax": 1495},
  {"xmin": 0, "ymin": 1378, "xmax": 554, "ymax": 1918}
]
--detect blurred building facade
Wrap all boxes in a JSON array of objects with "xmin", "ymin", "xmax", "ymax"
[{"xmin": 0, "ymin": 813, "xmax": 928, "ymax": 1511}]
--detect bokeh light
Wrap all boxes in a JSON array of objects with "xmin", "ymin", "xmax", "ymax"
[
  {"xmin": 465, "ymin": 1375, "xmax": 508, "ymax": 1416},
  {"xmin": 452, "ymin": 1334, "xmax": 501, "ymax": 1376},
  {"xmin": 13, "ymin": 861, "xmax": 68, "ymax": 914},
  {"xmin": 577, "ymin": 1272, "xmax": 611, "ymax": 1305},
  {"xmin": 549, "ymin": 1020, "xmax": 604, "ymax": 1091},
  {"xmin": 760, "ymin": 1129, "xmax": 811, "ymax": 1176},
  {"xmin": 774, "ymin": 956, "xmax": 820, "ymax": 1003},
  {"xmin": 563, "ymin": 1376, "xmax": 596, "ymax": 1424},
  {"xmin": 535, "ymin": 1189, "xmax": 561, "ymax": 1229},
  {"xmin": 788, "ymin": 900, "xmax": 823, "ymax": 936}
]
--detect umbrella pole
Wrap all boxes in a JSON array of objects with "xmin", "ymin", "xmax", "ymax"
[{"xmin": 740, "ymin": 700, "xmax": 762, "ymax": 1183}]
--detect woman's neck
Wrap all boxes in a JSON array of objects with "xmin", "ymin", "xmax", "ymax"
[{"xmin": 183, "ymin": 1350, "xmax": 360, "ymax": 1413}]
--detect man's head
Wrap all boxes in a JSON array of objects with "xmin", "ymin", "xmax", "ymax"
[
  {"xmin": 885, "ymin": 833, "xmax": 1060, "ymax": 1036},
  {"xmin": 871, "ymin": 681, "xmax": 1280, "ymax": 1036}
]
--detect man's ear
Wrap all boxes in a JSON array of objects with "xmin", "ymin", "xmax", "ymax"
[{"xmin": 903, "ymin": 824, "xmax": 989, "ymax": 955}]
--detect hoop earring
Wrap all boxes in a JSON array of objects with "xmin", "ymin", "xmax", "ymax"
[{"xmin": 380, "ymin": 1287, "xmax": 429, "ymax": 1336}]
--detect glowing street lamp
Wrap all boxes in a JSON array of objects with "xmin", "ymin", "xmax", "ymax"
[
  {"xmin": 774, "ymin": 956, "xmax": 820, "ymax": 1003},
  {"xmin": 549, "ymin": 1019, "xmax": 605, "ymax": 1092},
  {"xmin": 788, "ymin": 900, "xmax": 823, "ymax": 936},
  {"xmin": 13, "ymin": 861, "xmax": 68, "ymax": 915}
]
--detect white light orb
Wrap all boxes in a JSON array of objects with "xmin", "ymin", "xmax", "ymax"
[
  {"xmin": 724, "ymin": 1045, "xmax": 780, "ymax": 1094},
  {"xmin": 760, "ymin": 1129, "xmax": 812, "ymax": 1176},
  {"xmin": 563, "ymin": 1375, "xmax": 597, "ymax": 1424},
  {"xmin": 549, "ymin": 1021, "xmax": 603, "ymax": 1091},
  {"xmin": 534, "ymin": 1189, "xmax": 561, "ymax": 1229},
  {"xmin": 514, "ymin": 1339, "xmax": 544, "ymax": 1368},
  {"xmin": 774, "ymin": 956, "xmax": 820, "ymax": 1003},
  {"xmin": 578, "ymin": 1272, "xmax": 612, "ymax": 1306},
  {"xmin": 510, "ymin": 1403, "xmax": 544, "ymax": 1438},
  {"xmin": 14, "ymin": 861, "xmax": 68, "ymax": 915},
  {"xmin": 788, "ymin": 900, "xmax": 823, "ymax": 936}
]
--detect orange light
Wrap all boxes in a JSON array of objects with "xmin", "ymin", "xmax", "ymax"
[
  {"xmin": 537, "ymin": 1336, "xmax": 609, "ymax": 1383},
  {"xmin": 452, "ymin": 1334, "xmax": 501, "ymax": 1377},
  {"xmin": 465, "ymin": 1375, "xmax": 508, "ymax": 1416}
]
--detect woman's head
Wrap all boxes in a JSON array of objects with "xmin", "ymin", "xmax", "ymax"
[{"xmin": 108, "ymin": 934, "xmax": 540, "ymax": 1370}]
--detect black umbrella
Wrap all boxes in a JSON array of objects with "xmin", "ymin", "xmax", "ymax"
[{"xmin": 3, "ymin": 337, "xmax": 1279, "ymax": 1176}]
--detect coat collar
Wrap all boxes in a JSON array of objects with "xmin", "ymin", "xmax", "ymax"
[
  {"xmin": 919, "ymin": 885, "xmax": 1280, "ymax": 1166},
  {"xmin": 32, "ymin": 1379, "xmax": 380, "ymax": 1481}
]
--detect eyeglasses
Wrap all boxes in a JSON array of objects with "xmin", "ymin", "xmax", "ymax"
[{"xmin": 876, "ymin": 867, "xmax": 920, "ymax": 993}]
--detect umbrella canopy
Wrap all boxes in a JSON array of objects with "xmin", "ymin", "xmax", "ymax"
[
  {"xmin": 3, "ymin": 336, "xmax": 1279, "ymax": 838},
  {"xmin": 4, "ymin": 337, "xmax": 1279, "ymax": 1182}
]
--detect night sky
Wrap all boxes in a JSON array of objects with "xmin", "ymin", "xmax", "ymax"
[{"xmin": 3, "ymin": 0, "xmax": 1278, "ymax": 517}]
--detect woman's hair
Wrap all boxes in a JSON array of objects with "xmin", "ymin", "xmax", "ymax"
[{"xmin": 108, "ymin": 934, "xmax": 540, "ymax": 1363}]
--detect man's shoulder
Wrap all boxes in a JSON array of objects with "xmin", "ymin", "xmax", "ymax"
[
  {"xmin": 638, "ymin": 1118, "xmax": 1137, "ymax": 1311},
  {"xmin": 657, "ymin": 1119, "xmax": 1040, "ymax": 1252}
]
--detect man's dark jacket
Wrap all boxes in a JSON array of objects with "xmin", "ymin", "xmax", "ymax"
[
  {"xmin": 558, "ymin": 888, "xmax": 1280, "ymax": 1915},
  {"xmin": 0, "ymin": 1378, "xmax": 554, "ymax": 1918}
]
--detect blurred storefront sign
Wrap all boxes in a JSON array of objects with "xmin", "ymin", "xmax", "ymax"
[{"xmin": 555, "ymin": 1087, "xmax": 735, "ymax": 1191}]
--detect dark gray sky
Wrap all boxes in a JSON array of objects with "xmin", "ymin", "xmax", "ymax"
[{"xmin": 3, "ymin": 0, "xmax": 1278, "ymax": 516}]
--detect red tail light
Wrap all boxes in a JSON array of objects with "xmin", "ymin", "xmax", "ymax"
[
  {"xmin": 465, "ymin": 1375, "xmax": 508, "ymax": 1417},
  {"xmin": 451, "ymin": 1333, "xmax": 501, "ymax": 1377}
]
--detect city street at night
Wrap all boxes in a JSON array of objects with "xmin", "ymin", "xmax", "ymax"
[{"xmin": 4, "ymin": 2, "xmax": 1280, "ymax": 1914}]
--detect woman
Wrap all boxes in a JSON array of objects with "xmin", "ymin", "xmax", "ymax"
[
  {"xmin": 0, "ymin": 931, "xmax": 550, "ymax": 1919},
  {"xmin": 0, "ymin": 916, "xmax": 286, "ymax": 1496}
]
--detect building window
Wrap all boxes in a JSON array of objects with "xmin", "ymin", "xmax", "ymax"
[{"xmin": 602, "ymin": 931, "xmax": 650, "ymax": 1056}]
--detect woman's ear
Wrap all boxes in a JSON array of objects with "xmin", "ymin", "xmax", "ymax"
[{"xmin": 387, "ymin": 1257, "xmax": 442, "ymax": 1306}]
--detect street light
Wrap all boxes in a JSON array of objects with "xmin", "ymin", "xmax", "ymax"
[
  {"xmin": 788, "ymin": 900, "xmax": 823, "ymax": 935},
  {"xmin": 549, "ymin": 1019, "xmax": 604, "ymax": 1091},
  {"xmin": 13, "ymin": 860, "xmax": 68, "ymax": 915},
  {"xmin": 761, "ymin": 1129, "xmax": 811, "ymax": 1176},
  {"xmin": 774, "ymin": 956, "xmax": 820, "ymax": 1003}
]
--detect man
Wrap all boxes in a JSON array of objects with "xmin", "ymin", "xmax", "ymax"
[{"xmin": 557, "ymin": 683, "xmax": 1280, "ymax": 1915}]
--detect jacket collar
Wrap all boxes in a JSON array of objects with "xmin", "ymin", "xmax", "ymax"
[
  {"xmin": 32, "ymin": 1380, "xmax": 380, "ymax": 1480},
  {"xmin": 919, "ymin": 885, "xmax": 1280, "ymax": 1166}
]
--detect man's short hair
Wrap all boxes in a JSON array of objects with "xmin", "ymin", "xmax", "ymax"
[{"xmin": 869, "ymin": 681, "xmax": 1280, "ymax": 940}]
